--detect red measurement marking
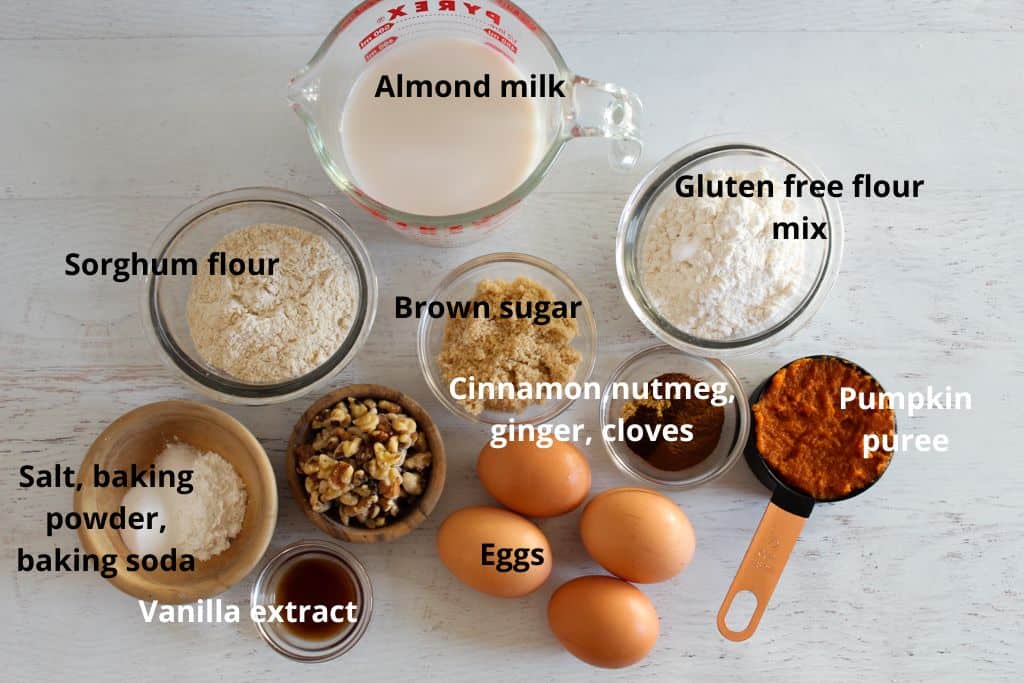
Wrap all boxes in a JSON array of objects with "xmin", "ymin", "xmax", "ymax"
[
  {"xmin": 365, "ymin": 36, "xmax": 398, "ymax": 61},
  {"xmin": 484, "ymin": 28, "xmax": 517, "ymax": 53},
  {"xmin": 360, "ymin": 22, "xmax": 393, "ymax": 49}
]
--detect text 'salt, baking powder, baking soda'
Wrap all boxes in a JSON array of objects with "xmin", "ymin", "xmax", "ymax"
[
  {"xmin": 187, "ymin": 224, "xmax": 357, "ymax": 383},
  {"xmin": 639, "ymin": 170, "xmax": 805, "ymax": 339}
]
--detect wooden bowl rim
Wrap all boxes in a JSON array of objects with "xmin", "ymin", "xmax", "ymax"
[
  {"xmin": 286, "ymin": 383, "xmax": 447, "ymax": 543},
  {"xmin": 73, "ymin": 399, "xmax": 278, "ymax": 603}
]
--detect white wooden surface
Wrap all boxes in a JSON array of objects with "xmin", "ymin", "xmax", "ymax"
[{"xmin": 2, "ymin": 1, "xmax": 1022, "ymax": 680}]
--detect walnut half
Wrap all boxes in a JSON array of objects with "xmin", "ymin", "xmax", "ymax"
[{"xmin": 299, "ymin": 396, "xmax": 432, "ymax": 529}]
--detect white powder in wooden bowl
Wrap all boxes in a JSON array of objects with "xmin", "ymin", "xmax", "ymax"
[
  {"xmin": 187, "ymin": 224, "xmax": 357, "ymax": 383},
  {"xmin": 121, "ymin": 441, "xmax": 247, "ymax": 561},
  {"xmin": 639, "ymin": 169, "xmax": 805, "ymax": 339},
  {"xmin": 181, "ymin": 447, "xmax": 248, "ymax": 561}
]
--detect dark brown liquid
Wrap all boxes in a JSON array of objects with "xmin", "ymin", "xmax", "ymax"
[{"xmin": 275, "ymin": 556, "xmax": 359, "ymax": 641}]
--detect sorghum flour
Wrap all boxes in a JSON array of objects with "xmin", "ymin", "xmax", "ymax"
[{"xmin": 187, "ymin": 224, "xmax": 356, "ymax": 383}]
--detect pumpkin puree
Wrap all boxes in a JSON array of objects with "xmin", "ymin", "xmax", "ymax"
[{"xmin": 753, "ymin": 357, "xmax": 895, "ymax": 500}]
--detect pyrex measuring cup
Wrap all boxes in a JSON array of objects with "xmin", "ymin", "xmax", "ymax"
[
  {"xmin": 287, "ymin": 0, "xmax": 642, "ymax": 246},
  {"xmin": 717, "ymin": 356, "xmax": 897, "ymax": 641}
]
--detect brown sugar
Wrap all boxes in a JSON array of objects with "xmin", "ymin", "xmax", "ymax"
[
  {"xmin": 437, "ymin": 277, "xmax": 581, "ymax": 415},
  {"xmin": 753, "ymin": 356, "xmax": 895, "ymax": 500}
]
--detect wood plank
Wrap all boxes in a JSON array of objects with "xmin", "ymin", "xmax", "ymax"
[{"xmin": 2, "ymin": 0, "xmax": 1021, "ymax": 40}]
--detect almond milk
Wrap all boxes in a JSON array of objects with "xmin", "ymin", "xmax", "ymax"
[{"xmin": 340, "ymin": 37, "xmax": 546, "ymax": 217}]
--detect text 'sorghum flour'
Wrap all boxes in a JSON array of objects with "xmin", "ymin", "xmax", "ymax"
[{"xmin": 639, "ymin": 169, "xmax": 805, "ymax": 339}]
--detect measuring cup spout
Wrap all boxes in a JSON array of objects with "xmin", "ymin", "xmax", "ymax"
[{"xmin": 286, "ymin": 69, "xmax": 320, "ymax": 122}]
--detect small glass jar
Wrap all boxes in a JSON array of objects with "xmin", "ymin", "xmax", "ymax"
[{"xmin": 250, "ymin": 540, "xmax": 373, "ymax": 662}]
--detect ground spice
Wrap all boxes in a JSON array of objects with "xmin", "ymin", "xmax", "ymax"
[
  {"xmin": 753, "ymin": 356, "xmax": 895, "ymax": 500},
  {"xmin": 621, "ymin": 372, "xmax": 725, "ymax": 471}
]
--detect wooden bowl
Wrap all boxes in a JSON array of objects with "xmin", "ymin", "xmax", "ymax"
[
  {"xmin": 74, "ymin": 400, "xmax": 277, "ymax": 603},
  {"xmin": 286, "ymin": 384, "xmax": 446, "ymax": 543}
]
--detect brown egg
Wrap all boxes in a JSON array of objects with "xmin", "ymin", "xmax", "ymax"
[
  {"xmin": 547, "ymin": 575, "xmax": 659, "ymax": 668},
  {"xmin": 580, "ymin": 487, "xmax": 695, "ymax": 583},
  {"xmin": 436, "ymin": 506, "xmax": 552, "ymax": 598},
  {"xmin": 477, "ymin": 438, "xmax": 591, "ymax": 517}
]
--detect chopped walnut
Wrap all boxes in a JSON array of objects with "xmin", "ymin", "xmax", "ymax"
[
  {"xmin": 299, "ymin": 395, "xmax": 432, "ymax": 529},
  {"xmin": 401, "ymin": 471, "xmax": 424, "ymax": 496}
]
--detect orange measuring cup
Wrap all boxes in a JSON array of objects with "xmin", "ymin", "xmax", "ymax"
[{"xmin": 717, "ymin": 355, "xmax": 895, "ymax": 642}]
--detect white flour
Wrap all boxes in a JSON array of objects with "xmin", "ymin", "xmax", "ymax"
[
  {"xmin": 639, "ymin": 169, "xmax": 805, "ymax": 339},
  {"xmin": 187, "ymin": 224, "xmax": 356, "ymax": 383}
]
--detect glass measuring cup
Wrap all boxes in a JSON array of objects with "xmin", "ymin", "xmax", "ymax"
[
  {"xmin": 717, "ymin": 356, "xmax": 897, "ymax": 641},
  {"xmin": 287, "ymin": 0, "xmax": 642, "ymax": 246}
]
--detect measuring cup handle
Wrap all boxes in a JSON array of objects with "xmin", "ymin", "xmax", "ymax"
[
  {"xmin": 567, "ymin": 75, "xmax": 643, "ymax": 171},
  {"xmin": 717, "ymin": 501, "xmax": 808, "ymax": 642}
]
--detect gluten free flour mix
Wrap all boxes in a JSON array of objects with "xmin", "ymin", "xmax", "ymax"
[
  {"xmin": 639, "ymin": 169, "xmax": 805, "ymax": 339},
  {"xmin": 187, "ymin": 224, "xmax": 357, "ymax": 383}
]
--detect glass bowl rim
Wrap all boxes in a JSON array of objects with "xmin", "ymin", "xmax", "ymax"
[
  {"xmin": 142, "ymin": 187, "xmax": 379, "ymax": 405},
  {"xmin": 615, "ymin": 133, "xmax": 844, "ymax": 357},
  {"xmin": 416, "ymin": 251, "xmax": 598, "ymax": 425},
  {"xmin": 250, "ymin": 538, "xmax": 374, "ymax": 663},
  {"xmin": 599, "ymin": 343, "xmax": 750, "ymax": 490}
]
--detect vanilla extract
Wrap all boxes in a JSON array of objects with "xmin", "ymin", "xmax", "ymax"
[{"xmin": 275, "ymin": 556, "xmax": 360, "ymax": 641}]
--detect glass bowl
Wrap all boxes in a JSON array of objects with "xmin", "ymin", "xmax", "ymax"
[
  {"xmin": 417, "ymin": 252, "xmax": 597, "ymax": 425},
  {"xmin": 144, "ymin": 187, "xmax": 378, "ymax": 405},
  {"xmin": 616, "ymin": 135, "xmax": 844, "ymax": 357},
  {"xmin": 600, "ymin": 344, "xmax": 749, "ymax": 489},
  {"xmin": 250, "ymin": 539, "xmax": 373, "ymax": 662}
]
